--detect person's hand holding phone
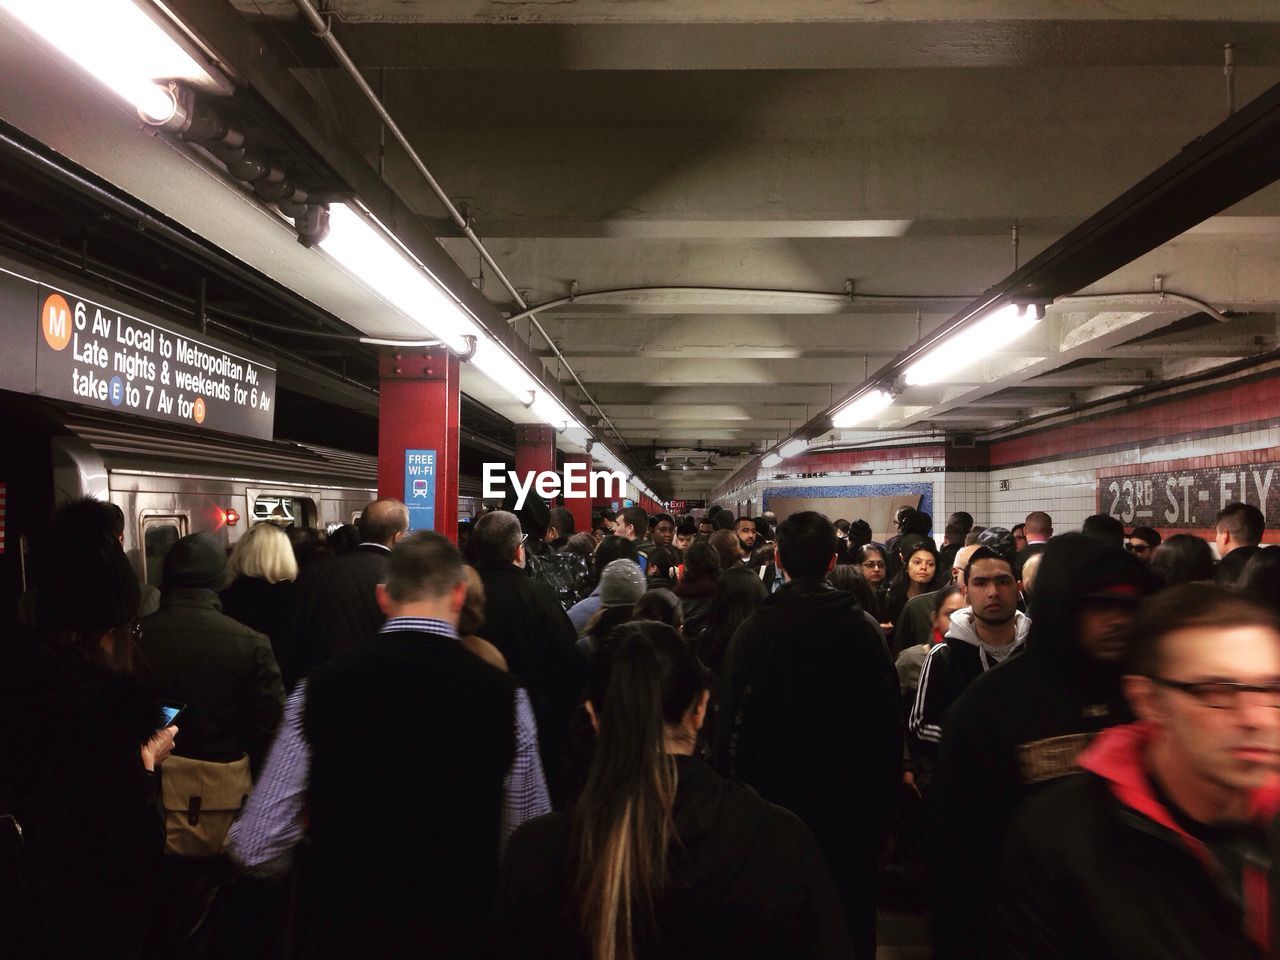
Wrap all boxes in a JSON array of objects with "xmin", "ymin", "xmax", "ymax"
[{"xmin": 142, "ymin": 725, "xmax": 178, "ymax": 772}]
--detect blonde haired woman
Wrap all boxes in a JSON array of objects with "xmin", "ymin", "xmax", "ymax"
[{"xmin": 220, "ymin": 521, "xmax": 300, "ymax": 669}]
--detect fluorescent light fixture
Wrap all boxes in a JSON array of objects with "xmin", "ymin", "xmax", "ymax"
[
  {"xmin": 469, "ymin": 337, "xmax": 538, "ymax": 405},
  {"xmin": 902, "ymin": 303, "xmax": 1043, "ymax": 387},
  {"xmin": 832, "ymin": 388, "xmax": 894, "ymax": 429},
  {"xmin": 761, "ymin": 452, "xmax": 783, "ymax": 469},
  {"xmin": 0, "ymin": 0, "xmax": 227, "ymax": 115},
  {"xmin": 779, "ymin": 438, "xmax": 809, "ymax": 459},
  {"xmin": 529, "ymin": 392, "xmax": 581, "ymax": 433},
  {"xmin": 320, "ymin": 204, "xmax": 482, "ymax": 355}
]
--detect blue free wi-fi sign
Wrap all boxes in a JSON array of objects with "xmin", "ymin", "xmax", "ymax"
[{"xmin": 404, "ymin": 449, "xmax": 437, "ymax": 531}]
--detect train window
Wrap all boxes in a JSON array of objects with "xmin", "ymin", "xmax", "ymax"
[
  {"xmin": 251, "ymin": 495, "xmax": 315, "ymax": 527},
  {"xmin": 141, "ymin": 515, "xmax": 187, "ymax": 585}
]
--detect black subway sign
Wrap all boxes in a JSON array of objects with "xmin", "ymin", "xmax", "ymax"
[
  {"xmin": 4, "ymin": 254, "xmax": 277, "ymax": 440},
  {"xmin": 1098, "ymin": 462, "xmax": 1278, "ymax": 529}
]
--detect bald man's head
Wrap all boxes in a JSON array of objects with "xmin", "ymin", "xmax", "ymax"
[
  {"xmin": 358, "ymin": 498, "xmax": 410, "ymax": 547},
  {"xmin": 951, "ymin": 543, "xmax": 981, "ymax": 583}
]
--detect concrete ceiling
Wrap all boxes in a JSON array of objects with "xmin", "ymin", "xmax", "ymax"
[{"xmin": 9, "ymin": 1, "xmax": 1280, "ymax": 500}]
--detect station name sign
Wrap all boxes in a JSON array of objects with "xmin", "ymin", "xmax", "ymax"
[
  {"xmin": 1098, "ymin": 460, "xmax": 1278, "ymax": 529},
  {"xmin": 2, "ymin": 254, "xmax": 276, "ymax": 440}
]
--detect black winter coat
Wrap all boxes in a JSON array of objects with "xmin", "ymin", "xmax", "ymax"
[
  {"xmin": 0, "ymin": 636, "xmax": 165, "ymax": 959},
  {"xmin": 991, "ymin": 722, "xmax": 1280, "ymax": 959},
  {"xmin": 477, "ymin": 564, "xmax": 587, "ymax": 806},
  {"xmin": 928, "ymin": 534, "xmax": 1155, "ymax": 960},
  {"xmin": 497, "ymin": 755, "xmax": 853, "ymax": 960},
  {"xmin": 714, "ymin": 579, "xmax": 901, "ymax": 866},
  {"xmin": 287, "ymin": 543, "xmax": 389, "ymax": 685},
  {"xmin": 219, "ymin": 575, "xmax": 296, "ymax": 672},
  {"xmin": 140, "ymin": 589, "xmax": 284, "ymax": 776}
]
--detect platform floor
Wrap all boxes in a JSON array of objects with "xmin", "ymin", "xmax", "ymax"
[{"xmin": 877, "ymin": 905, "xmax": 932, "ymax": 958}]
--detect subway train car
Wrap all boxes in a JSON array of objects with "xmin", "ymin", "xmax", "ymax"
[{"xmin": 1, "ymin": 394, "xmax": 378, "ymax": 612}]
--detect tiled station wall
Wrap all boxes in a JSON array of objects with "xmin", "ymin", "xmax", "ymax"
[
  {"xmin": 713, "ymin": 367, "xmax": 1280, "ymax": 542},
  {"xmin": 979, "ymin": 372, "xmax": 1280, "ymax": 540}
]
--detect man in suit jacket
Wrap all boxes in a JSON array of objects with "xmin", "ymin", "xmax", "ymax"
[
  {"xmin": 472, "ymin": 510, "xmax": 585, "ymax": 806},
  {"xmin": 1014, "ymin": 510, "xmax": 1052, "ymax": 578},
  {"xmin": 286, "ymin": 499, "xmax": 408, "ymax": 685}
]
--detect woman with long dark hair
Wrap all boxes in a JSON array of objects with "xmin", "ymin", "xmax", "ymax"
[
  {"xmin": 498, "ymin": 622, "xmax": 851, "ymax": 960},
  {"xmin": 696, "ymin": 565, "xmax": 767, "ymax": 675},
  {"xmin": 883, "ymin": 543, "xmax": 942, "ymax": 638}
]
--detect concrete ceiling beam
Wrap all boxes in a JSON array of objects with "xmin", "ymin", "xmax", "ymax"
[{"xmin": 249, "ymin": 17, "xmax": 1280, "ymax": 71}]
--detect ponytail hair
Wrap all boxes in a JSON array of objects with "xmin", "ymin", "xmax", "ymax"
[{"xmin": 572, "ymin": 622, "xmax": 712, "ymax": 960}]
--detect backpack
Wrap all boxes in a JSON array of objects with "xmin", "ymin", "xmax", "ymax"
[{"xmin": 526, "ymin": 551, "xmax": 593, "ymax": 610}]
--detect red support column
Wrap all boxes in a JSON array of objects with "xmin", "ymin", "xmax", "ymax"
[
  {"xmin": 514, "ymin": 423, "xmax": 557, "ymax": 482},
  {"xmin": 378, "ymin": 346, "xmax": 460, "ymax": 541},
  {"xmin": 562, "ymin": 452, "xmax": 593, "ymax": 537}
]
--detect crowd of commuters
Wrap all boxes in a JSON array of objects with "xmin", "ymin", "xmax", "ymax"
[{"xmin": 3, "ymin": 492, "xmax": 1279, "ymax": 959}]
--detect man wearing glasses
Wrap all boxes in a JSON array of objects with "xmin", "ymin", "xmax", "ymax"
[
  {"xmin": 992, "ymin": 583, "xmax": 1280, "ymax": 959},
  {"xmin": 1125, "ymin": 524, "xmax": 1162, "ymax": 563}
]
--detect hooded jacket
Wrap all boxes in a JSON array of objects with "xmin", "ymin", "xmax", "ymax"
[
  {"xmin": 991, "ymin": 722, "xmax": 1280, "ymax": 959},
  {"xmin": 496, "ymin": 755, "xmax": 852, "ymax": 960},
  {"xmin": 909, "ymin": 607, "xmax": 1031, "ymax": 750},
  {"xmin": 928, "ymin": 534, "xmax": 1155, "ymax": 960},
  {"xmin": 714, "ymin": 578, "xmax": 901, "ymax": 865},
  {"xmin": 0, "ymin": 636, "xmax": 165, "ymax": 959}
]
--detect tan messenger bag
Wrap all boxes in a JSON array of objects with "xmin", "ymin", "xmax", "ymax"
[{"xmin": 160, "ymin": 754, "xmax": 252, "ymax": 858}]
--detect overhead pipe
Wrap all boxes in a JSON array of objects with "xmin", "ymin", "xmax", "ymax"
[
  {"xmin": 504, "ymin": 285, "xmax": 974, "ymax": 327},
  {"xmin": 291, "ymin": 0, "xmax": 625, "ymax": 450}
]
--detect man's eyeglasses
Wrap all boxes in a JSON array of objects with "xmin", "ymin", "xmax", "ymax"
[
  {"xmin": 1125, "ymin": 541, "xmax": 1151, "ymax": 554},
  {"xmin": 1151, "ymin": 676, "xmax": 1280, "ymax": 710},
  {"xmin": 860, "ymin": 560, "xmax": 886, "ymax": 569}
]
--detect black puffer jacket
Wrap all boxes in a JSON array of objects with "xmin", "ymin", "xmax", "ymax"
[
  {"xmin": 928, "ymin": 534, "xmax": 1156, "ymax": 960},
  {"xmin": 0, "ymin": 635, "xmax": 165, "ymax": 959},
  {"xmin": 714, "ymin": 578, "xmax": 901, "ymax": 865},
  {"xmin": 497, "ymin": 755, "xmax": 852, "ymax": 959}
]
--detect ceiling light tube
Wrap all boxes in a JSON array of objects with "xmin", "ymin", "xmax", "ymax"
[
  {"xmin": 831, "ymin": 388, "xmax": 895, "ymax": 428},
  {"xmin": 761, "ymin": 452, "xmax": 783, "ymax": 469},
  {"xmin": 902, "ymin": 302, "xmax": 1044, "ymax": 387},
  {"xmin": 0, "ymin": 0, "xmax": 229, "ymax": 115},
  {"xmin": 529, "ymin": 391, "xmax": 581, "ymax": 433},
  {"xmin": 779, "ymin": 437, "xmax": 809, "ymax": 459},
  {"xmin": 319, "ymin": 203, "xmax": 482, "ymax": 355},
  {"xmin": 469, "ymin": 337, "xmax": 538, "ymax": 405}
]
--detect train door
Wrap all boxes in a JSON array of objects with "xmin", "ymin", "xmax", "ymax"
[{"xmin": 138, "ymin": 511, "xmax": 189, "ymax": 586}]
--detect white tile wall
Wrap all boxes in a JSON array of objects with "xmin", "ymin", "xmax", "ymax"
[{"xmin": 985, "ymin": 424, "xmax": 1279, "ymax": 531}]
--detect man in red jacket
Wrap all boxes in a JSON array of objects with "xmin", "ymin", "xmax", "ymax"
[{"xmin": 991, "ymin": 583, "xmax": 1280, "ymax": 959}]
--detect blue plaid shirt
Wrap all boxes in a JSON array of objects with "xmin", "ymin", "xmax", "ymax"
[{"xmin": 228, "ymin": 616, "xmax": 550, "ymax": 877}]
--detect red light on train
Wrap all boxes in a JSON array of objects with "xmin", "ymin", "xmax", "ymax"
[{"xmin": 223, "ymin": 508, "xmax": 240, "ymax": 526}]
